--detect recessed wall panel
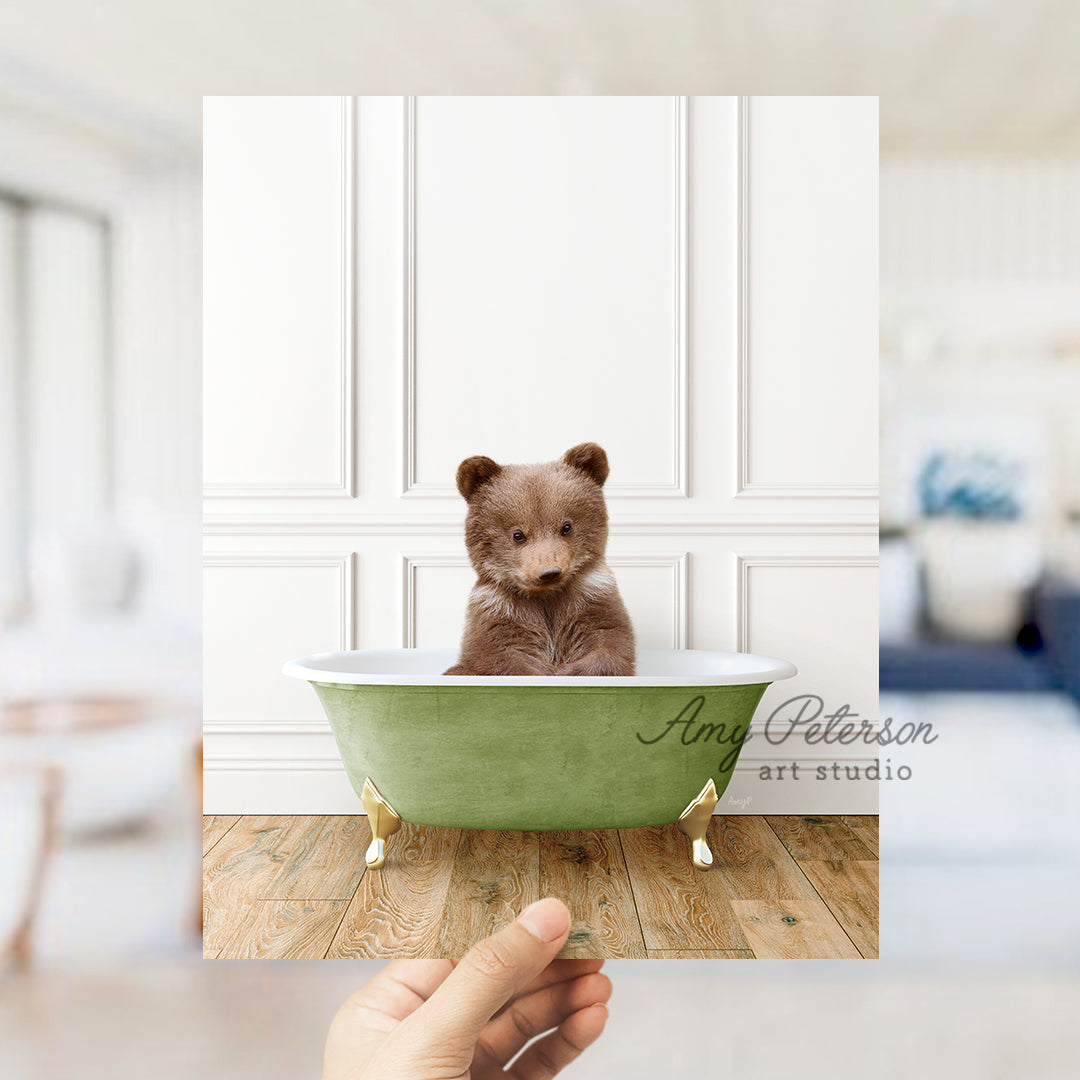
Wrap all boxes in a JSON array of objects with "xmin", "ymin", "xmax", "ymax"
[
  {"xmin": 203, "ymin": 96, "xmax": 350, "ymax": 495},
  {"xmin": 741, "ymin": 559, "xmax": 878, "ymax": 727},
  {"xmin": 743, "ymin": 96, "xmax": 878, "ymax": 494},
  {"xmin": 409, "ymin": 96, "xmax": 683, "ymax": 495},
  {"xmin": 610, "ymin": 558, "xmax": 686, "ymax": 650},
  {"xmin": 407, "ymin": 555, "xmax": 686, "ymax": 653},
  {"xmin": 204, "ymin": 555, "xmax": 351, "ymax": 722},
  {"xmin": 407, "ymin": 559, "xmax": 475, "ymax": 649}
]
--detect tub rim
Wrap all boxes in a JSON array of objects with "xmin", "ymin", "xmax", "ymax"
[{"xmin": 282, "ymin": 646, "xmax": 797, "ymax": 687}]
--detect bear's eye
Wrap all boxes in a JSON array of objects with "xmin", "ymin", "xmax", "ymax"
[
  {"xmin": 561, "ymin": 521, "xmax": 572, "ymax": 535},
  {"xmin": 512, "ymin": 530, "xmax": 526, "ymax": 544}
]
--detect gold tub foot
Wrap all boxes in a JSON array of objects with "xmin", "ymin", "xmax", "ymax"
[
  {"xmin": 676, "ymin": 778, "xmax": 719, "ymax": 870},
  {"xmin": 361, "ymin": 778, "xmax": 402, "ymax": 869}
]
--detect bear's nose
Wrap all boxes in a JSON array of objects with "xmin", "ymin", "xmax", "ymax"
[{"xmin": 537, "ymin": 566, "xmax": 563, "ymax": 583}]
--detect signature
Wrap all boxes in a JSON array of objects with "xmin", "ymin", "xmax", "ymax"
[{"xmin": 635, "ymin": 695, "xmax": 748, "ymax": 772}]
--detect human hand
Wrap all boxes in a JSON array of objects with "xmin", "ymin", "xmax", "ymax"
[{"xmin": 323, "ymin": 898, "xmax": 611, "ymax": 1079}]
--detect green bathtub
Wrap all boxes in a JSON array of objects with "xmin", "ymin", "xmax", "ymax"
[{"xmin": 282, "ymin": 647, "xmax": 796, "ymax": 870}]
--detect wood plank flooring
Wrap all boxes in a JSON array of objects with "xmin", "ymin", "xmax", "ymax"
[{"xmin": 204, "ymin": 815, "xmax": 878, "ymax": 960}]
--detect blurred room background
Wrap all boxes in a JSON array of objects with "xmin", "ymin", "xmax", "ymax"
[
  {"xmin": 0, "ymin": 42, "xmax": 202, "ymax": 973},
  {"xmin": 2, "ymin": 1, "xmax": 1079, "ymax": 1077},
  {"xmin": 879, "ymin": 158, "xmax": 1080, "ymax": 965}
]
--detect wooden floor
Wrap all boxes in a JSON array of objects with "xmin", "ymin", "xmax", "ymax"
[{"xmin": 203, "ymin": 814, "xmax": 878, "ymax": 960}]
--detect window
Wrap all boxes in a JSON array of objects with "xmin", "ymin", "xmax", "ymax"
[{"xmin": 0, "ymin": 195, "xmax": 111, "ymax": 623}]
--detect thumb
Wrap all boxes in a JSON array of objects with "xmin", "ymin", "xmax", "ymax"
[{"xmin": 403, "ymin": 898, "xmax": 571, "ymax": 1053}]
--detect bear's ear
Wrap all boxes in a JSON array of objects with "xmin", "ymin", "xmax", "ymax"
[
  {"xmin": 562, "ymin": 442, "xmax": 609, "ymax": 487},
  {"xmin": 456, "ymin": 455, "xmax": 502, "ymax": 500}
]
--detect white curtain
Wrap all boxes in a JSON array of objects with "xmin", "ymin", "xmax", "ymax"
[{"xmin": 0, "ymin": 196, "xmax": 110, "ymax": 626}]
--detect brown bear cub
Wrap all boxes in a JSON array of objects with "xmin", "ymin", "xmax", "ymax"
[{"xmin": 445, "ymin": 443, "xmax": 636, "ymax": 677}]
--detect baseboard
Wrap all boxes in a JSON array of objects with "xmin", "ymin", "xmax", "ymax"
[
  {"xmin": 203, "ymin": 721, "xmax": 360, "ymax": 813},
  {"xmin": 203, "ymin": 761, "xmax": 363, "ymax": 814},
  {"xmin": 721, "ymin": 766, "xmax": 879, "ymax": 815}
]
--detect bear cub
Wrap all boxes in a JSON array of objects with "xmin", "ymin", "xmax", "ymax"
[{"xmin": 445, "ymin": 442, "xmax": 636, "ymax": 677}]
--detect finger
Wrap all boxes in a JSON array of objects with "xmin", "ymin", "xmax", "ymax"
[
  {"xmin": 341, "ymin": 960, "xmax": 453, "ymax": 1029},
  {"xmin": 402, "ymin": 898, "xmax": 571, "ymax": 1051},
  {"xmin": 324, "ymin": 961, "xmax": 456, "ymax": 1080},
  {"xmin": 490, "ymin": 958, "xmax": 605, "ymax": 1019},
  {"xmin": 508, "ymin": 1003, "xmax": 609, "ymax": 1079},
  {"xmin": 376, "ymin": 960, "xmax": 456, "ymax": 1007},
  {"xmin": 478, "ymin": 971, "xmax": 612, "ymax": 1064}
]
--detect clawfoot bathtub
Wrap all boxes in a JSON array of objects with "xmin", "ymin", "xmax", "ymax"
[{"xmin": 282, "ymin": 648, "xmax": 796, "ymax": 870}]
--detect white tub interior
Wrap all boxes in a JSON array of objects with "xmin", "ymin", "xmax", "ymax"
[{"xmin": 282, "ymin": 648, "xmax": 796, "ymax": 687}]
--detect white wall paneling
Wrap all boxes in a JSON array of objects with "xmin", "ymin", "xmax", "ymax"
[
  {"xmin": 202, "ymin": 515, "xmax": 879, "ymax": 537},
  {"xmin": 609, "ymin": 553, "xmax": 690, "ymax": 650},
  {"xmin": 722, "ymin": 552, "xmax": 879, "ymax": 813},
  {"xmin": 399, "ymin": 552, "xmax": 690, "ymax": 651},
  {"xmin": 203, "ymin": 96, "xmax": 355, "ymax": 498},
  {"xmin": 203, "ymin": 551, "xmax": 355, "ymax": 726},
  {"xmin": 201, "ymin": 719, "xmax": 358, "ymax": 815},
  {"xmin": 734, "ymin": 553, "xmax": 879, "ymax": 658},
  {"xmin": 736, "ymin": 96, "xmax": 879, "ymax": 499},
  {"xmin": 401, "ymin": 95, "xmax": 688, "ymax": 499},
  {"xmin": 733, "ymin": 553, "xmax": 879, "ymax": 726},
  {"xmin": 399, "ymin": 554, "xmax": 475, "ymax": 649},
  {"xmin": 204, "ymin": 97, "xmax": 879, "ymax": 814}
]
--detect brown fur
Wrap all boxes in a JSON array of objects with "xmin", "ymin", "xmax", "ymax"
[{"xmin": 445, "ymin": 443, "xmax": 636, "ymax": 676}]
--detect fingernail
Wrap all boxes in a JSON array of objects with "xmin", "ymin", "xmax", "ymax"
[{"xmin": 516, "ymin": 898, "xmax": 570, "ymax": 942}]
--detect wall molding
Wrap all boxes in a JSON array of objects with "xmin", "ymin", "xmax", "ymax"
[
  {"xmin": 736, "ymin": 482, "xmax": 880, "ymax": 499},
  {"xmin": 204, "ymin": 757, "xmax": 345, "ymax": 772},
  {"xmin": 734, "ymin": 552, "xmax": 878, "ymax": 652},
  {"xmin": 400, "ymin": 94, "xmax": 419, "ymax": 498},
  {"xmin": 398, "ymin": 550, "xmax": 691, "ymax": 649},
  {"xmin": 203, "ymin": 96, "xmax": 357, "ymax": 500},
  {"xmin": 611, "ymin": 551, "xmax": 690, "ymax": 649},
  {"xmin": 205, "ymin": 722, "xmax": 332, "ymax": 735},
  {"xmin": 399, "ymin": 552, "xmax": 469, "ymax": 648},
  {"xmin": 399, "ymin": 95, "xmax": 690, "ymax": 500},
  {"xmin": 204, "ymin": 550, "xmax": 357, "ymax": 650},
  {"xmin": 203, "ymin": 513, "xmax": 879, "ymax": 536},
  {"xmin": 734, "ymin": 96, "xmax": 878, "ymax": 502}
]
